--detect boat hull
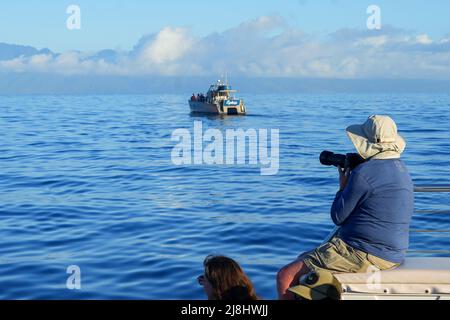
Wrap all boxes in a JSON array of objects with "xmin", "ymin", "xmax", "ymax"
[
  {"xmin": 189, "ymin": 101, "xmax": 220, "ymax": 114},
  {"xmin": 189, "ymin": 100, "xmax": 246, "ymax": 115}
]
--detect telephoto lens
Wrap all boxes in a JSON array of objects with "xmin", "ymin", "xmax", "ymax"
[
  {"xmin": 319, "ymin": 151, "xmax": 365, "ymax": 170},
  {"xmin": 319, "ymin": 151, "xmax": 347, "ymax": 168}
]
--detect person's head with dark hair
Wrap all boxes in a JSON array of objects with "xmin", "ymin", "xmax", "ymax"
[{"xmin": 198, "ymin": 255, "xmax": 258, "ymax": 300}]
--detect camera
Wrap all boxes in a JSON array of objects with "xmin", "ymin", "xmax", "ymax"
[{"xmin": 320, "ymin": 151, "xmax": 365, "ymax": 171}]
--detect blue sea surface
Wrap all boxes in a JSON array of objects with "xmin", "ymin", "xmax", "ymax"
[{"xmin": 0, "ymin": 94, "xmax": 449, "ymax": 299}]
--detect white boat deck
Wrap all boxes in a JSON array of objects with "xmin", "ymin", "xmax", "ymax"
[{"xmin": 336, "ymin": 257, "xmax": 450, "ymax": 300}]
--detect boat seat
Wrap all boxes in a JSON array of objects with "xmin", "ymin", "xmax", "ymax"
[
  {"xmin": 335, "ymin": 257, "xmax": 450, "ymax": 296},
  {"xmin": 289, "ymin": 258, "xmax": 450, "ymax": 299}
]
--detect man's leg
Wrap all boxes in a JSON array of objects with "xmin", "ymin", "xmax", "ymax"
[{"xmin": 277, "ymin": 258, "xmax": 310, "ymax": 300}]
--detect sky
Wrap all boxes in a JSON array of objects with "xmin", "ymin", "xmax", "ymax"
[
  {"xmin": 0, "ymin": 0, "xmax": 450, "ymax": 85},
  {"xmin": 1, "ymin": 0, "xmax": 449, "ymax": 52}
]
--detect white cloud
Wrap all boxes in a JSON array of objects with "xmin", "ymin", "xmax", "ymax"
[
  {"xmin": 139, "ymin": 27, "xmax": 194, "ymax": 65},
  {"xmin": 0, "ymin": 57, "xmax": 27, "ymax": 72},
  {"xmin": 356, "ymin": 35, "xmax": 387, "ymax": 47},
  {"xmin": 415, "ymin": 34, "xmax": 433, "ymax": 45},
  {"xmin": 29, "ymin": 54, "xmax": 52, "ymax": 66},
  {"xmin": 1, "ymin": 16, "xmax": 450, "ymax": 79}
]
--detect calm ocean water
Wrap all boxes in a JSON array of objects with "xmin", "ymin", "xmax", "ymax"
[{"xmin": 0, "ymin": 94, "xmax": 449, "ymax": 299}]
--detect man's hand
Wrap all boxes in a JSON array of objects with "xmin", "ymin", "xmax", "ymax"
[{"xmin": 338, "ymin": 166, "xmax": 350, "ymax": 191}]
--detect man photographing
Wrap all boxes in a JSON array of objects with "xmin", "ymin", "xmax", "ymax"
[{"xmin": 277, "ymin": 115, "xmax": 414, "ymax": 300}]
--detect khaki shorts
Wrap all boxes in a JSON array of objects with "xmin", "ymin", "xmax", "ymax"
[{"xmin": 300, "ymin": 236, "xmax": 399, "ymax": 274}]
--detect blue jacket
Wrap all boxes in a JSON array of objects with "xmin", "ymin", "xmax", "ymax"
[{"xmin": 331, "ymin": 159, "xmax": 414, "ymax": 263}]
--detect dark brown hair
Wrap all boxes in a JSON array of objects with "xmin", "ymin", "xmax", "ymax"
[{"xmin": 203, "ymin": 255, "xmax": 259, "ymax": 300}]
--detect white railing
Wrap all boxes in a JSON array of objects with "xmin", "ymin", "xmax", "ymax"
[
  {"xmin": 414, "ymin": 185, "xmax": 450, "ymax": 193},
  {"xmin": 410, "ymin": 185, "xmax": 450, "ymax": 254}
]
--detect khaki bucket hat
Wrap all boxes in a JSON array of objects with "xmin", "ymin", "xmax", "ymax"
[{"xmin": 346, "ymin": 115, "xmax": 406, "ymax": 160}]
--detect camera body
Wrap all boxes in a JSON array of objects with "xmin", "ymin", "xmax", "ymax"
[{"xmin": 320, "ymin": 151, "xmax": 365, "ymax": 171}]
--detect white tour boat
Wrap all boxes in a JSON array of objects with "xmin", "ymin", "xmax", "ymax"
[{"xmin": 189, "ymin": 80, "xmax": 246, "ymax": 115}]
